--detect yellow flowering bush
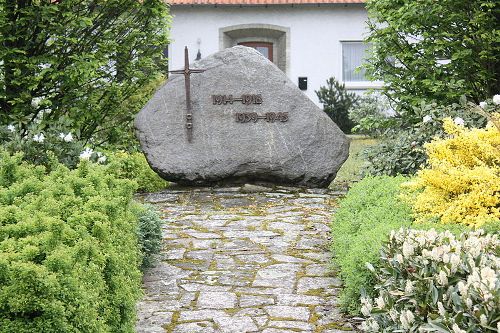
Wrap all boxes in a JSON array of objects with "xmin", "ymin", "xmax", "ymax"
[{"xmin": 406, "ymin": 116, "xmax": 500, "ymax": 227}]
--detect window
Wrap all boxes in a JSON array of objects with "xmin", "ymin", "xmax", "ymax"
[
  {"xmin": 342, "ymin": 41, "xmax": 371, "ymax": 82},
  {"xmin": 238, "ymin": 42, "xmax": 273, "ymax": 62}
]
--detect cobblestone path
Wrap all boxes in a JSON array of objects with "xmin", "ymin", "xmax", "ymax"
[{"xmin": 136, "ymin": 186, "xmax": 354, "ymax": 333}]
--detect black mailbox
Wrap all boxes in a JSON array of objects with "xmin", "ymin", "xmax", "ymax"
[{"xmin": 298, "ymin": 77, "xmax": 308, "ymax": 90}]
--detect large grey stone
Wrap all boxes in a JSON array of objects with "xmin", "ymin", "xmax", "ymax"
[{"xmin": 135, "ymin": 46, "xmax": 349, "ymax": 187}]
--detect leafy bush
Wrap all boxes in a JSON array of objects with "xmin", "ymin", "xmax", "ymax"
[
  {"xmin": 106, "ymin": 151, "xmax": 169, "ymax": 192},
  {"xmin": 404, "ymin": 116, "xmax": 500, "ymax": 227},
  {"xmin": 134, "ymin": 204, "xmax": 163, "ymax": 270},
  {"xmin": 362, "ymin": 100, "xmax": 487, "ymax": 176},
  {"xmin": 0, "ymin": 0, "xmax": 170, "ymax": 147},
  {"xmin": 365, "ymin": 0, "xmax": 499, "ymax": 111},
  {"xmin": 316, "ymin": 77, "xmax": 359, "ymax": 133},
  {"xmin": 331, "ymin": 176, "xmax": 414, "ymax": 314},
  {"xmin": 0, "ymin": 152, "xmax": 142, "ymax": 332},
  {"xmin": 1, "ymin": 122, "xmax": 84, "ymax": 169},
  {"xmin": 349, "ymin": 95, "xmax": 391, "ymax": 137},
  {"xmin": 361, "ymin": 228, "xmax": 499, "ymax": 332}
]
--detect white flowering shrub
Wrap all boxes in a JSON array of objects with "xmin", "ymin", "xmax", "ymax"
[
  {"xmin": 361, "ymin": 228, "xmax": 499, "ymax": 332},
  {"xmin": 0, "ymin": 122, "xmax": 108, "ymax": 169}
]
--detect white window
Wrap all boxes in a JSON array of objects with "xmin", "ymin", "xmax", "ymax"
[{"xmin": 342, "ymin": 41, "xmax": 371, "ymax": 82}]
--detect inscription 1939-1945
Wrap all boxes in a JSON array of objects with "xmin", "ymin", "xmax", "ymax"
[{"xmin": 235, "ymin": 112, "xmax": 288, "ymax": 123}]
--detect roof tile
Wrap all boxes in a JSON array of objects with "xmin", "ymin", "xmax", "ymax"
[{"xmin": 168, "ymin": 0, "xmax": 364, "ymax": 5}]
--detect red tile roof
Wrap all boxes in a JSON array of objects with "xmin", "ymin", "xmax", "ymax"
[{"xmin": 168, "ymin": 0, "xmax": 364, "ymax": 5}]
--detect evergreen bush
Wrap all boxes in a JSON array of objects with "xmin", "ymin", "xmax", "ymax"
[
  {"xmin": 316, "ymin": 77, "xmax": 359, "ymax": 133},
  {"xmin": 0, "ymin": 152, "xmax": 142, "ymax": 332}
]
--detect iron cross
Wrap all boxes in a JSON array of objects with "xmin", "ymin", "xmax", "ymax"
[{"xmin": 169, "ymin": 46, "xmax": 206, "ymax": 143}]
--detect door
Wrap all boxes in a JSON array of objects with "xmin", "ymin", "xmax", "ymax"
[{"xmin": 238, "ymin": 42, "xmax": 273, "ymax": 62}]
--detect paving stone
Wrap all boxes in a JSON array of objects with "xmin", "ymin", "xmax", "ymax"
[
  {"xmin": 277, "ymin": 294, "xmax": 323, "ymax": 306},
  {"xmin": 197, "ymin": 291, "xmax": 237, "ymax": 309},
  {"xmin": 262, "ymin": 328, "xmax": 303, "ymax": 333},
  {"xmin": 179, "ymin": 309, "xmax": 229, "ymax": 321},
  {"xmin": 253, "ymin": 263, "xmax": 300, "ymax": 288},
  {"xmin": 135, "ymin": 188, "xmax": 354, "ymax": 333},
  {"xmin": 306, "ymin": 263, "xmax": 330, "ymax": 276},
  {"xmin": 264, "ymin": 305, "xmax": 310, "ymax": 321},
  {"xmin": 297, "ymin": 277, "xmax": 343, "ymax": 294},
  {"xmin": 214, "ymin": 316, "xmax": 259, "ymax": 333},
  {"xmin": 268, "ymin": 320, "xmax": 315, "ymax": 330},
  {"xmin": 239, "ymin": 295, "xmax": 275, "ymax": 307},
  {"xmin": 173, "ymin": 322, "xmax": 216, "ymax": 333}
]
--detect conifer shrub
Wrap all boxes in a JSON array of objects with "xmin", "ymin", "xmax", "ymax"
[
  {"xmin": 331, "ymin": 176, "xmax": 414, "ymax": 314},
  {"xmin": 134, "ymin": 204, "xmax": 162, "ymax": 270},
  {"xmin": 106, "ymin": 151, "xmax": 168, "ymax": 193},
  {"xmin": 0, "ymin": 152, "xmax": 142, "ymax": 332},
  {"xmin": 405, "ymin": 116, "xmax": 500, "ymax": 227}
]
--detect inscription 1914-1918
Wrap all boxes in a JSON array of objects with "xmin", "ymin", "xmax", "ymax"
[{"xmin": 212, "ymin": 94, "xmax": 262, "ymax": 105}]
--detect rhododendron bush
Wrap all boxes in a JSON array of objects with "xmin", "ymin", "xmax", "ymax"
[
  {"xmin": 361, "ymin": 229, "xmax": 499, "ymax": 332},
  {"xmin": 405, "ymin": 116, "xmax": 500, "ymax": 227}
]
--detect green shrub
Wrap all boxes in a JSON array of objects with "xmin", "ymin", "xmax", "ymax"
[
  {"xmin": 349, "ymin": 95, "xmax": 391, "ymax": 137},
  {"xmin": 134, "ymin": 204, "xmax": 163, "ymax": 270},
  {"xmin": 331, "ymin": 176, "xmax": 414, "ymax": 314},
  {"xmin": 0, "ymin": 152, "xmax": 142, "ymax": 332},
  {"xmin": 106, "ymin": 151, "xmax": 168, "ymax": 193},
  {"xmin": 361, "ymin": 229, "xmax": 499, "ymax": 332},
  {"xmin": 362, "ymin": 100, "xmax": 487, "ymax": 176},
  {"xmin": 331, "ymin": 176, "xmax": 466, "ymax": 315}
]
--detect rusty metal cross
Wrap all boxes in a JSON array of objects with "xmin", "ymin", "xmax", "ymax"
[{"xmin": 169, "ymin": 46, "xmax": 206, "ymax": 143}]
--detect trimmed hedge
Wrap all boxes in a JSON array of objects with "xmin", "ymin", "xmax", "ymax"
[
  {"xmin": 0, "ymin": 152, "xmax": 142, "ymax": 332},
  {"xmin": 331, "ymin": 176, "xmax": 466, "ymax": 315}
]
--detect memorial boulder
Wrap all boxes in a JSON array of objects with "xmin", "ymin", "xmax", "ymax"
[{"xmin": 135, "ymin": 46, "xmax": 349, "ymax": 187}]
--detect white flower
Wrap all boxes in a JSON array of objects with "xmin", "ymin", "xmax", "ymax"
[
  {"xmin": 423, "ymin": 115, "xmax": 432, "ymax": 123},
  {"xmin": 406, "ymin": 310, "xmax": 414, "ymax": 324},
  {"xmin": 400, "ymin": 310, "xmax": 414, "ymax": 329},
  {"xmin": 396, "ymin": 254, "xmax": 404, "ymax": 263},
  {"xmin": 452, "ymin": 323, "xmax": 466, "ymax": 333},
  {"xmin": 63, "ymin": 133, "xmax": 73, "ymax": 142},
  {"xmin": 437, "ymin": 301, "xmax": 446, "ymax": 316},
  {"xmin": 389, "ymin": 308, "xmax": 398, "ymax": 322},
  {"xmin": 453, "ymin": 117, "xmax": 465, "ymax": 126},
  {"xmin": 405, "ymin": 280, "xmax": 414, "ymax": 294},
  {"xmin": 465, "ymin": 297, "xmax": 473, "ymax": 309},
  {"xmin": 97, "ymin": 155, "xmax": 107, "ymax": 164},
  {"xmin": 33, "ymin": 133, "xmax": 45, "ymax": 143},
  {"xmin": 59, "ymin": 132, "xmax": 73, "ymax": 142},
  {"xmin": 438, "ymin": 270, "xmax": 448, "ymax": 285},
  {"xmin": 31, "ymin": 97, "xmax": 42, "ymax": 108},
  {"xmin": 79, "ymin": 148, "xmax": 93, "ymax": 160},
  {"xmin": 361, "ymin": 305, "xmax": 370, "ymax": 316},
  {"xmin": 7, "ymin": 124, "xmax": 15, "ymax": 132},
  {"xmin": 493, "ymin": 94, "xmax": 500, "ymax": 105},
  {"xmin": 369, "ymin": 320, "xmax": 379, "ymax": 331},
  {"xmin": 402, "ymin": 241, "xmax": 414, "ymax": 257},
  {"xmin": 376, "ymin": 296, "xmax": 385, "ymax": 309},
  {"xmin": 480, "ymin": 314, "xmax": 487, "ymax": 326},
  {"xmin": 479, "ymin": 101, "xmax": 487, "ymax": 109}
]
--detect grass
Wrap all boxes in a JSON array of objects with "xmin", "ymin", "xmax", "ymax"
[{"xmin": 330, "ymin": 135, "xmax": 379, "ymax": 188}]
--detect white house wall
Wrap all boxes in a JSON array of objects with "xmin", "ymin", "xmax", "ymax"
[{"xmin": 169, "ymin": 4, "xmax": 372, "ymax": 105}]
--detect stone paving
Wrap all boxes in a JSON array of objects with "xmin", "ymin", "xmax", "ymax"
[{"xmin": 135, "ymin": 185, "xmax": 355, "ymax": 333}]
